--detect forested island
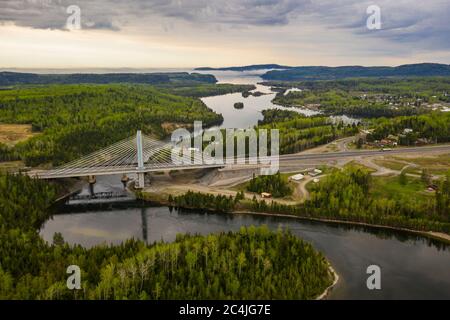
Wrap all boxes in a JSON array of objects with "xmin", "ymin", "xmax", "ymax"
[
  {"xmin": 234, "ymin": 102, "xmax": 244, "ymax": 109},
  {"xmin": 0, "ymin": 173, "xmax": 334, "ymax": 299}
]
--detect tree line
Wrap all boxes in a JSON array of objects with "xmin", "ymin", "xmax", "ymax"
[
  {"xmin": 0, "ymin": 174, "xmax": 333, "ymax": 299},
  {"xmin": 0, "ymin": 84, "xmax": 224, "ymax": 166},
  {"xmin": 247, "ymin": 172, "xmax": 292, "ymax": 198},
  {"xmin": 257, "ymin": 111, "xmax": 359, "ymax": 154},
  {"xmin": 368, "ymin": 112, "xmax": 450, "ymax": 145},
  {"xmin": 249, "ymin": 167, "xmax": 450, "ymax": 234},
  {"xmin": 168, "ymin": 190, "xmax": 244, "ymax": 212}
]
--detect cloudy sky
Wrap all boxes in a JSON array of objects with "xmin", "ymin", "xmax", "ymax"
[{"xmin": 1, "ymin": 0, "xmax": 450, "ymax": 68}]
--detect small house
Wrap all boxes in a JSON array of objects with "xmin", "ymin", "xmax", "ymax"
[
  {"xmin": 415, "ymin": 138, "xmax": 429, "ymax": 146},
  {"xmin": 261, "ymin": 192, "xmax": 272, "ymax": 199},
  {"xmin": 309, "ymin": 169, "xmax": 323, "ymax": 177},
  {"xmin": 289, "ymin": 174, "xmax": 304, "ymax": 181}
]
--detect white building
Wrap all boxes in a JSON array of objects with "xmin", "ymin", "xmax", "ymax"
[{"xmin": 289, "ymin": 174, "xmax": 305, "ymax": 181}]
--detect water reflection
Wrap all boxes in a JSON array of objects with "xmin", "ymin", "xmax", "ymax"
[
  {"xmin": 45, "ymin": 203, "xmax": 450, "ymax": 252},
  {"xmin": 141, "ymin": 207, "xmax": 148, "ymax": 244},
  {"xmin": 40, "ymin": 204, "xmax": 450, "ymax": 299},
  {"xmin": 68, "ymin": 175, "xmax": 135, "ymax": 205}
]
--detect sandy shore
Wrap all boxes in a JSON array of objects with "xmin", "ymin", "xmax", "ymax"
[{"xmin": 316, "ymin": 264, "xmax": 339, "ymax": 300}]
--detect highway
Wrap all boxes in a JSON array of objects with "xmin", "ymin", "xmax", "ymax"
[{"xmin": 278, "ymin": 144, "xmax": 450, "ymax": 163}]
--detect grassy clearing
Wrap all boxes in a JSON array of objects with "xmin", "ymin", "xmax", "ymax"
[
  {"xmin": 373, "ymin": 159, "xmax": 407, "ymax": 171},
  {"xmin": 389, "ymin": 154, "xmax": 450, "ymax": 175},
  {"xmin": 0, "ymin": 124, "xmax": 36, "ymax": 146},
  {"xmin": 324, "ymin": 143, "xmax": 339, "ymax": 152},
  {"xmin": 0, "ymin": 161, "xmax": 25, "ymax": 173},
  {"xmin": 344, "ymin": 161, "xmax": 377, "ymax": 173},
  {"xmin": 370, "ymin": 175, "xmax": 433, "ymax": 202},
  {"xmin": 393, "ymin": 153, "xmax": 450, "ymax": 167}
]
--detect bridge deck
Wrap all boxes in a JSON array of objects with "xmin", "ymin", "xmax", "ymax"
[{"xmin": 28, "ymin": 142, "xmax": 450, "ymax": 180}]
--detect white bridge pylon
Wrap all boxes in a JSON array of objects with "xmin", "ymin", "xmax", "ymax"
[{"xmin": 29, "ymin": 131, "xmax": 228, "ymax": 187}]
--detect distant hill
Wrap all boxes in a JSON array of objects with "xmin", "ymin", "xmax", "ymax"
[
  {"xmin": 0, "ymin": 72, "xmax": 217, "ymax": 86},
  {"xmin": 261, "ymin": 63, "xmax": 450, "ymax": 81},
  {"xmin": 195, "ymin": 64, "xmax": 291, "ymax": 72}
]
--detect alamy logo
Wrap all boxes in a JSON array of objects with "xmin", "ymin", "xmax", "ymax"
[
  {"xmin": 66, "ymin": 5, "xmax": 81, "ymax": 30},
  {"xmin": 67, "ymin": 265, "xmax": 81, "ymax": 290},
  {"xmin": 366, "ymin": 5, "xmax": 382, "ymax": 30},
  {"xmin": 171, "ymin": 121, "xmax": 279, "ymax": 175},
  {"xmin": 366, "ymin": 265, "xmax": 381, "ymax": 290}
]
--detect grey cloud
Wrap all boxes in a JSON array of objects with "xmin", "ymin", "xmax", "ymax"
[
  {"xmin": 143, "ymin": 0, "xmax": 312, "ymax": 25},
  {"xmin": 0, "ymin": 0, "xmax": 313, "ymax": 30},
  {"xmin": 0, "ymin": 0, "xmax": 120, "ymax": 30},
  {"xmin": 1, "ymin": 0, "xmax": 450, "ymax": 50},
  {"xmin": 319, "ymin": 0, "xmax": 450, "ymax": 48}
]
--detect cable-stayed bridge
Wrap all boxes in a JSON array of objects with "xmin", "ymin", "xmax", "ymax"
[
  {"xmin": 27, "ymin": 131, "xmax": 262, "ymax": 188},
  {"xmin": 28, "ymin": 131, "xmax": 450, "ymax": 189}
]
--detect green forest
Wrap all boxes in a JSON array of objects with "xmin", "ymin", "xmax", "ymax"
[
  {"xmin": 163, "ymin": 83, "xmax": 255, "ymax": 97},
  {"xmin": 0, "ymin": 142, "xmax": 19, "ymax": 162},
  {"xmin": 270, "ymin": 77, "xmax": 450, "ymax": 117},
  {"xmin": 257, "ymin": 110, "xmax": 359, "ymax": 154},
  {"xmin": 261, "ymin": 64, "xmax": 450, "ymax": 81},
  {"xmin": 0, "ymin": 84, "xmax": 225, "ymax": 166},
  {"xmin": 168, "ymin": 191, "xmax": 242, "ymax": 212},
  {"xmin": 0, "ymin": 71, "xmax": 217, "ymax": 86},
  {"xmin": 249, "ymin": 166, "xmax": 450, "ymax": 234},
  {"xmin": 247, "ymin": 172, "xmax": 293, "ymax": 198},
  {"xmin": 0, "ymin": 173, "xmax": 333, "ymax": 299},
  {"xmin": 368, "ymin": 112, "xmax": 450, "ymax": 145}
]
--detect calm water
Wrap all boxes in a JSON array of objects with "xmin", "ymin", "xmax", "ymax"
[
  {"xmin": 197, "ymin": 69, "xmax": 359, "ymax": 128},
  {"xmin": 40, "ymin": 204, "xmax": 450, "ymax": 300},
  {"xmin": 197, "ymin": 70, "xmax": 320, "ymax": 128}
]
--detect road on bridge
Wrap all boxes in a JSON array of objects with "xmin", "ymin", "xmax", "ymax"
[{"xmin": 30, "ymin": 144, "xmax": 450, "ymax": 180}]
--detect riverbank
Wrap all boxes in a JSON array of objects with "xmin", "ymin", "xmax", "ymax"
[
  {"xmin": 43, "ymin": 199, "xmax": 450, "ymax": 299},
  {"xmin": 136, "ymin": 190, "xmax": 450, "ymax": 245},
  {"xmin": 317, "ymin": 265, "xmax": 339, "ymax": 300},
  {"xmin": 234, "ymin": 210, "xmax": 450, "ymax": 245}
]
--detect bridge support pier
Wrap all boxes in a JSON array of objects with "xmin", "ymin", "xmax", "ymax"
[
  {"xmin": 88, "ymin": 175, "xmax": 96, "ymax": 195},
  {"xmin": 136, "ymin": 172, "xmax": 145, "ymax": 189},
  {"xmin": 135, "ymin": 130, "xmax": 147, "ymax": 189}
]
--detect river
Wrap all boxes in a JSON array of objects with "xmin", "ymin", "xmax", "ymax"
[
  {"xmin": 39, "ymin": 70, "xmax": 450, "ymax": 300},
  {"xmin": 197, "ymin": 69, "xmax": 358, "ymax": 128},
  {"xmin": 40, "ymin": 174, "xmax": 450, "ymax": 300}
]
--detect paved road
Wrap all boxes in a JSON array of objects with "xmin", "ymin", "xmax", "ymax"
[{"xmin": 278, "ymin": 145, "xmax": 450, "ymax": 163}]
